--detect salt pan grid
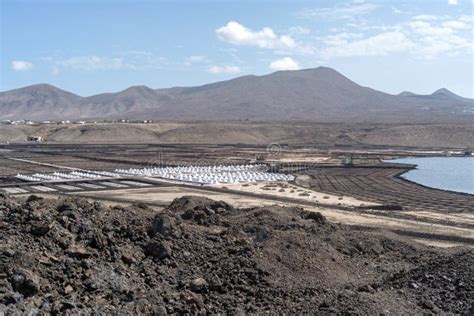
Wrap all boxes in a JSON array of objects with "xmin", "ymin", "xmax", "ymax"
[
  {"xmin": 1, "ymin": 187, "xmax": 29, "ymax": 194},
  {"xmin": 98, "ymin": 182, "xmax": 129, "ymax": 188},
  {"xmin": 78, "ymin": 183, "xmax": 106, "ymax": 189},
  {"xmin": 54, "ymin": 184, "xmax": 83, "ymax": 191},
  {"xmin": 14, "ymin": 164, "xmax": 294, "ymax": 186},
  {"xmin": 120, "ymin": 181, "xmax": 152, "ymax": 187},
  {"xmin": 115, "ymin": 164, "xmax": 294, "ymax": 185},
  {"xmin": 15, "ymin": 170, "xmax": 120, "ymax": 182},
  {"xmin": 31, "ymin": 186, "xmax": 57, "ymax": 192}
]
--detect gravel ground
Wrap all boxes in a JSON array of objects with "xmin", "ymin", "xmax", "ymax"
[{"xmin": 0, "ymin": 193, "xmax": 472, "ymax": 314}]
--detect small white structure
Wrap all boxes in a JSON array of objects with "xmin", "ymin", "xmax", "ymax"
[
  {"xmin": 15, "ymin": 164, "xmax": 294, "ymax": 186},
  {"xmin": 26, "ymin": 136, "xmax": 44, "ymax": 142},
  {"xmin": 115, "ymin": 164, "xmax": 294, "ymax": 185},
  {"xmin": 15, "ymin": 170, "xmax": 119, "ymax": 182}
]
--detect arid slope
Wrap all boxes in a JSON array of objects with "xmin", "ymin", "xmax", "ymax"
[{"xmin": 1, "ymin": 122, "xmax": 473, "ymax": 148}]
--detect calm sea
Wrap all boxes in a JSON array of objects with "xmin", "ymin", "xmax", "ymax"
[{"xmin": 388, "ymin": 157, "xmax": 474, "ymax": 195}]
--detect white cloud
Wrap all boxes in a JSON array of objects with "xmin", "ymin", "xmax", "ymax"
[
  {"xmin": 412, "ymin": 15, "xmax": 438, "ymax": 21},
  {"xmin": 215, "ymin": 21, "xmax": 314, "ymax": 56},
  {"xmin": 11, "ymin": 60, "xmax": 34, "ymax": 71},
  {"xmin": 124, "ymin": 51, "xmax": 166, "ymax": 69},
  {"xmin": 184, "ymin": 55, "xmax": 207, "ymax": 66},
  {"xmin": 391, "ymin": 7, "xmax": 404, "ymax": 14},
  {"xmin": 448, "ymin": 0, "xmax": 458, "ymax": 5},
  {"xmin": 269, "ymin": 57, "xmax": 300, "ymax": 71},
  {"xmin": 460, "ymin": 15, "xmax": 474, "ymax": 23},
  {"xmin": 442, "ymin": 20, "xmax": 467, "ymax": 29},
  {"xmin": 409, "ymin": 20, "xmax": 453, "ymax": 36},
  {"xmin": 317, "ymin": 13, "xmax": 473, "ymax": 60},
  {"xmin": 299, "ymin": 3, "xmax": 378, "ymax": 20},
  {"xmin": 51, "ymin": 66, "xmax": 60, "ymax": 75},
  {"xmin": 324, "ymin": 32, "xmax": 364, "ymax": 46},
  {"xmin": 288, "ymin": 26, "xmax": 310, "ymax": 35},
  {"xmin": 323, "ymin": 31, "xmax": 414, "ymax": 58},
  {"xmin": 216, "ymin": 21, "xmax": 295, "ymax": 49},
  {"xmin": 403, "ymin": 18, "xmax": 473, "ymax": 58},
  {"xmin": 289, "ymin": 1, "xmax": 472, "ymax": 62},
  {"xmin": 207, "ymin": 65, "xmax": 241, "ymax": 74},
  {"xmin": 59, "ymin": 56, "xmax": 124, "ymax": 71},
  {"xmin": 55, "ymin": 52, "xmax": 165, "ymax": 71}
]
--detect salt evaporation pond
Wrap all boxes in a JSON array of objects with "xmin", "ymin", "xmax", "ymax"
[{"xmin": 388, "ymin": 157, "xmax": 474, "ymax": 195}]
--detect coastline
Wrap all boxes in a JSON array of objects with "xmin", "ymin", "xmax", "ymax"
[{"xmin": 389, "ymin": 157, "xmax": 474, "ymax": 195}]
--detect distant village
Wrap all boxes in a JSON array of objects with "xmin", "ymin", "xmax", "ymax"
[
  {"xmin": 0, "ymin": 119, "xmax": 155, "ymax": 143},
  {"xmin": 0, "ymin": 119, "xmax": 154, "ymax": 126}
]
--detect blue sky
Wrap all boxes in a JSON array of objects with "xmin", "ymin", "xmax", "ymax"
[{"xmin": 1, "ymin": 0, "xmax": 473, "ymax": 97}]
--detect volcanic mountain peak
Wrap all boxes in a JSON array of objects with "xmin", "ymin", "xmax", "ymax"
[
  {"xmin": 398, "ymin": 91, "xmax": 416, "ymax": 97},
  {"xmin": 121, "ymin": 85, "xmax": 155, "ymax": 93},
  {"xmin": 398, "ymin": 87, "xmax": 473, "ymax": 103},
  {"xmin": 2, "ymin": 83, "xmax": 79, "ymax": 98},
  {"xmin": 0, "ymin": 67, "xmax": 472, "ymax": 122},
  {"xmin": 263, "ymin": 66, "xmax": 353, "ymax": 81},
  {"xmin": 432, "ymin": 88, "xmax": 457, "ymax": 97}
]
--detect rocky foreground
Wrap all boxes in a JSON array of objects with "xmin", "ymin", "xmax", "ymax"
[{"xmin": 0, "ymin": 194, "xmax": 472, "ymax": 314}]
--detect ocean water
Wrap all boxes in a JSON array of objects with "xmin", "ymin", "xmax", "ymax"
[{"xmin": 388, "ymin": 157, "xmax": 474, "ymax": 195}]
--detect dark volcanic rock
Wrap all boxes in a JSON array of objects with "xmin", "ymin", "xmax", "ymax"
[
  {"xmin": 301, "ymin": 210, "xmax": 327, "ymax": 224},
  {"xmin": 173, "ymin": 196, "xmax": 232, "ymax": 226},
  {"xmin": 150, "ymin": 213, "xmax": 181, "ymax": 238},
  {"xmin": 145, "ymin": 240, "xmax": 172, "ymax": 259},
  {"xmin": 168, "ymin": 195, "xmax": 232, "ymax": 214},
  {"xmin": 56, "ymin": 201, "xmax": 78, "ymax": 213},
  {"xmin": 385, "ymin": 251, "xmax": 474, "ymax": 314},
  {"xmin": 0, "ymin": 194, "xmax": 472, "ymax": 315},
  {"xmin": 9, "ymin": 269, "xmax": 40, "ymax": 297},
  {"xmin": 29, "ymin": 221, "xmax": 52, "ymax": 236},
  {"xmin": 26, "ymin": 195, "xmax": 43, "ymax": 203},
  {"xmin": 189, "ymin": 277, "xmax": 208, "ymax": 293}
]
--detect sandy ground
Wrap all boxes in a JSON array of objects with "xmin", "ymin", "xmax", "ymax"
[
  {"xmin": 213, "ymin": 181, "xmax": 377, "ymax": 207},
  {"xmin": 267, "ymin": 156, "xmax": 330, "ymax": 163},
  {"xmin": 403, "ymin": 211, "xmax": 474, "ymax": 226},
  {"xmin": 73, "ymin": 186, "xmax": 473, "ymax": 247},
  {"xmin": 77, "ymin": 186, "xmax": 279, "ymax": 209},
  {"xmin": 412, "ymin": 239, "xmax": 473, "ymax": 249}
]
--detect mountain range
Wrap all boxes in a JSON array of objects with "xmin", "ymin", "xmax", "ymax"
[{"xmin": 1, "ymin": 67, "xmax": 472, "ymax": 122}]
